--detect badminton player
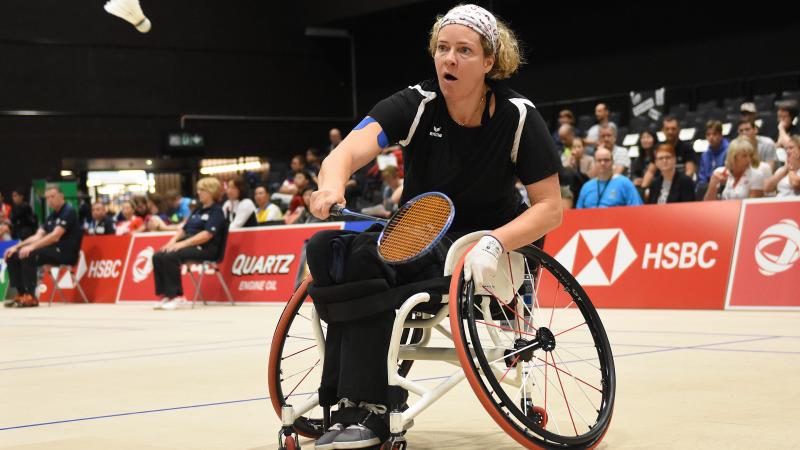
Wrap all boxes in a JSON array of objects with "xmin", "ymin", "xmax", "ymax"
[{"xmin": 307, "ymin": 5, "xmax": 562, "ymax": 448}]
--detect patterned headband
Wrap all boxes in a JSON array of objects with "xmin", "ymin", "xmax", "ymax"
[{"xmin": 438, "ymin": 4, "xmax": 499, "ymax": 52}]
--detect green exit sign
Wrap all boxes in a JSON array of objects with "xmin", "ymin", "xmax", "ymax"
[{"xmin": 167, "ymin": 131, "xmax": 205, "ymax": 148}]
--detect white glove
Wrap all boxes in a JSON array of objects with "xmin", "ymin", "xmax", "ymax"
[{"xmin": 464, "ymin": 235, "xmax": 504, "ymax": 287}]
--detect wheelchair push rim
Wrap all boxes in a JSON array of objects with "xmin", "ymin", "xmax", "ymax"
[{"xmin": 449, "ymin": 245, "xmax": 615, "ymax": 449}]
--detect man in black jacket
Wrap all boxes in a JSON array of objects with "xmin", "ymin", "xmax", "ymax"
[{"xmin": 4, "ymin": 185, "xmax": 82, "ymax": 307}]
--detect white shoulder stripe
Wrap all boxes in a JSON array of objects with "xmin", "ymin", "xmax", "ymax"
[
  {"xmin": 399, "ymin": 85, "xmax": 437, "ymax": 147},
  {"xmin": 508, "ymin": 98, "xmax": 535, "ymax": 164}
]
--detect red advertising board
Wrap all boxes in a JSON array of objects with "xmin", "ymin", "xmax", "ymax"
[
  {"xmin": 40, "ymin": 235, "xmax": 132, "ymax": 304},
  {"xmin": 116, "ymin": 224, "xmax": 341, "ymax": 302},
  {"xmin": 542, "ymin": 201, "xmax": 742, "ymax": 309},
  {"xmin": 726, "ymin": 198, "xmax": 800, "ymax": 309}
]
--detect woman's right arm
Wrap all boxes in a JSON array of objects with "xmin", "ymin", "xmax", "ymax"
[
  {"xmin": 764, "ymin": 167, "xmax": 788, "ymax": 193},
  {"xmin": 310, "ymin": 121, "xmax": 385, "ymax": 219}
]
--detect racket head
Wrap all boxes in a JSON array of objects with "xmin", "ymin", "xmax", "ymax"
[{"xmin": 377, "ymin": 192, "xmax": 455, "ymax": 264}]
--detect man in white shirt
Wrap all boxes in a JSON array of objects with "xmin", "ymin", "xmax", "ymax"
[
  {"xmin": 584, "ymin": 103, "xmax": 617, "ymax": 154},
  {"xmin": 598, "ymin": 124, "xmax": 631, "ymax": 176}
]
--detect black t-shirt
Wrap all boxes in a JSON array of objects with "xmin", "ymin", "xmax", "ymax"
[
  {"xmin": 43, "ymin": 203, "xmax": 82, "ymax": 255},
  {"xmin": 10, "ymin": 203, "xmax": 37, "ymax": 240},
  {"xmin": 671, "ymin": 140, "xmax": 696, "ymax": 172},
  {"xmin": 368, "ymin": 79, "xmax": 560, "ymax": 232},
  {"xmin": 182, "ymin": 203, "xmax": 225, "ymax": 247},
  {"xmin": 83, "ymin": 216, "xmax": 116, "ymax": 236}
]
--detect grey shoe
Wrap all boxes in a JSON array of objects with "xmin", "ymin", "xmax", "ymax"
[
  {"xmin": 315, "ymin": 423, "xmax": 346, "ymax": 450},
  {"xmin": 331, "ymin": 424, "xmax": 381, "ymax": 449}
]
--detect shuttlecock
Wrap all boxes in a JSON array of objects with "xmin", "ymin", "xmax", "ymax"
[{"xmin": 104, "ymin": 0, "xmax": 151, "ymax": 33}]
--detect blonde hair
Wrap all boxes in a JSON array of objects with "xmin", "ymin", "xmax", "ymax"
[
  {"xmin": 428, "ymin": 13, "xmax": 523, "ymax": 80},
  {"xmin": 196, "ymin": 177, "xmax": 222, "ymax": 200},
  {"xmin": 724, "ymin": 137, "xmax": 755, "ymax": 172}
]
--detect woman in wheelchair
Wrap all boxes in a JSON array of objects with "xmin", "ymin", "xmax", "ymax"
[{"xmin": 304, "ymin": 5, "xmax": 563, "ymax": 449}]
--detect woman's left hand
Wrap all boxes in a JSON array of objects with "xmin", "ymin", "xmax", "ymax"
[{"xmin": 463, "ymin": 235, "xmax": 504, "ymax": 287}]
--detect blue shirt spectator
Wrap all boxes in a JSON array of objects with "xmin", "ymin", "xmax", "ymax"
[
  {"xmin": 576, "ymin": 147, "xmax": 643, "ymax": 208},
  {"xmin": 698, "ymin": 121, "xmax": 729, "ymax": 184}
]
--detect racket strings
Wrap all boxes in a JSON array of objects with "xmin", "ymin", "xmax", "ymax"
[{"xmin": 379, "ymin": 195, "xmax": 452, "ymax": 263}]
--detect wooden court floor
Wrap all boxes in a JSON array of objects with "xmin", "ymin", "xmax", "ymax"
[{"xmin": 1, "ymin": 304, "xmax": 798, "ymax": 449}]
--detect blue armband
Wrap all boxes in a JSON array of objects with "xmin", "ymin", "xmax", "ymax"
[{"xmin": 353, "ymin": 116, "xmax": 389, "ymax": 148}]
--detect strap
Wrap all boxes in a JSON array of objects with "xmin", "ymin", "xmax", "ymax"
[
  {"xmin": 330, "ymin": 407, "xmax": 390, "ymax": 443},
  {"xmin": 508, "ymin": 98, "xmax": 535, "ymax": 164}
]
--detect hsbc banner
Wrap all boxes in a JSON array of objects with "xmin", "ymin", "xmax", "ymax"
[
  {"xmin": 726, "ymin": 198, "xmax": 800, "ymax": 310},
  {"xmin": 543, "ymin": 201, "xmax": 742, "ymax": 309},
  {"xmin": 40, "ymin": 235, "xmax": 131, "ymax": 303},
  {"xmin": 116, "ymin": 224, "xmax": 342, "ymax": 302}
]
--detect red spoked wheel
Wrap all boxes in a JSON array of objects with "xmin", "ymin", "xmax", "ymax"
[{"xmin": 449, "ymin": 245, "xmax": 615, "ymax": 449}]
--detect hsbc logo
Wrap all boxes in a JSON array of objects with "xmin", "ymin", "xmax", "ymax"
[
  {"xmin": 554, "ymin": 229, "xmax": 637, "ymax": 286},
  {"xmin": 555, "ymin": 228, "xmax": 720, "ymax": 286},
  {"xmin": 87, "ymin": 260, "xmax": 122, "ymax": 279}
]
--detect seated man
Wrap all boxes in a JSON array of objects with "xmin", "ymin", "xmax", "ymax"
[
  {"xmin": 152, "ymin": 177, "xmax": 226, "ymax": 311},
  {"xmin": 3, "ymin": 185, "xmax": 82, "ymax": 308},
  {"xmin": 598, "ymin": 124, "xmax": 631, "ymax": 176},
  {"xmin": 84, "ymin": 202, "xmax": 116, "ymax": 235},
  {"xmin": 576, "ymin": 147, "xmax": 643, "ymax": 208}
]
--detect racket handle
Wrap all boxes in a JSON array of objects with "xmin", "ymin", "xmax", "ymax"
[{"xmin": 329, "ymin": 204, "xmax": 345, "ymax": 216}]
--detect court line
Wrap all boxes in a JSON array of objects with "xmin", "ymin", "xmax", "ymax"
[
  {"xmin": 0, "ymin": 336, "xmax": 271, "ymax": 365},
  {"xmin": 0, "ymin": 333, "xmax": 794, "ymax": 432},
  {"xmin": 0, "ymin": 343, "xmax": 268, "ymax": 372}
]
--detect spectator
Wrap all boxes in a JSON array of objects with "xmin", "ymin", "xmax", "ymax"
[
  {"xmin": 552, "ymin": 110, "xmax": 582, "ymax": 150},
  {"xmin": 84, "ymin": 202, "xmax": 115, "ymax": 235},
  {"xmin": 560, "ymin": 136, "xmax": 593, "ymax": 201},
  {"xmin": 661, "ymin": 116, "xmax": 697, "ymax": 177},
  {"xmin": 764, "ymin": 135, "xmax": 800, "ymax": 197},
  {"xmin": 777, "ymin": 100, "xmax": 799, "ymax": 149},
  {"xmin": 284, "ymin": 171, "xmax": 313, "ymax": 224},
  {"xmin": 306, "ymin": 148, "xmax": 323, "ymax": 176},
  {"xmin": 327, "ymin": 128, "xmax": 343, "ymax": 153},
  {"xmin": 576, "ymin": 147, "xmax": 643, "ymax": 208},
  {"xmin": 557, "ymin": 124, "xmax": 578, "ymax": 163},
  {"xmin": 631, "ymin": 130, "xmax": 657, "ymax": 188},
  {"xmin": 285, "ymin": 187, "xmax": 311, "ymax": 225},
  {"xmin": 698, "ymin": 120, "xmax": 730, "ymax": 186},
  {"xmin": 598, "ymin": 124, "xmax": 631, "ymax": 175},
  {"xmin": 115, "ymin": 200, "xmax": 145, "ymax": 235},
  {"xmin": 738, "ymin": 119, "xmax": 777, "ymax": 172},
  {"xmin": 164, "ymin": 189, "xmax": 192, "ymax": 224},
  {"xmin": 152, "ymin": 177, "xmax": 226, "ymax": 311},
  {"xmin": 738, "ymin": 133, "xmax": 773, "ymax": 179},
  {"xmin": 279, "ymin": 155, "xmax": 307, "ymax": 195},
  {"xmin": 222, "ymin": 175, "xmax": 258, "ymax": 229},
  {"xmin": 145, "ymin": 193, "xmax": 181, "ymax": 232},
  {"xmin": 584, "ymin": 103, "xmax": 617, "ymax": 152},
  {"xmin": 704, "ymin": 137, "xmax": 764, "ymax": 201},
  {"xmin": 646, "ymin": 144, "xmax": 695, "ymax": 204},
  {"xmin": 3, "ymin": 185, "xmax": 82, "ymax": 308},
  {"xmin": 0, "ymin": 209, "xmax": 10, "ymax": 240},
  {"xmin": 9, "ymin": 187, "xmax": 37, "ymax": 241},
  {"xmin": 254, "ymin": 184, "xmax": 283, "ymax": 223},
  {"xmin": 0, "ymin": 192, "xmax": 10, "ymax": 219},
  {"xmin": 560, "ymin": 185, "xmax": 574, "ymax": 210},
  {"xmin": 362, "ymin": 166, "xmax": 404, "ymax": 218}
]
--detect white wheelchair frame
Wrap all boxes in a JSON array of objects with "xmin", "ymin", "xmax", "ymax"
[{"xmin": 279, "ymin": 230, "xmax": 532, "ymax": 440}]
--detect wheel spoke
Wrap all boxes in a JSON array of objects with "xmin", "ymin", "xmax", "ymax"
[
  {"xmin": 555, "ymin": 322, "xmax": 587, "ymax": 337},
  {"xmin": 475, "ymin": 320, "xmax": 537, "ymax": 338},
  {"xmin": 554, "ymin": 350, "xmax": 599, "ymax": 415},
  {"xmin": 534, "ymin": 356, "xmax": 602, "ymax": 392},
  {"xmin": 552, "ymin": 355, "xmax": 579, "ymax": 435},
  {"xmin": 282, "ymin": 344, "xmax": 317, "ymax": 360},
  {"xmin": 287, "ymin": 359, "xmax": 320, "ymax": 398}
]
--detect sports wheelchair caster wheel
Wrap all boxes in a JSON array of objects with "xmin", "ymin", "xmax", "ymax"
[
  {"xmin": 278, "ymin": 427, "xmax": 300, "ymax": 450},
  {"xmin": 381, "ymin": 435, "xmax": 408, "ymax": 450}
]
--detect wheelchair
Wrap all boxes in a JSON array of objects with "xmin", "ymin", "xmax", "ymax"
[{"xmin": 268, "ymin": 231, "xmax": 615, "ymax": 449}]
